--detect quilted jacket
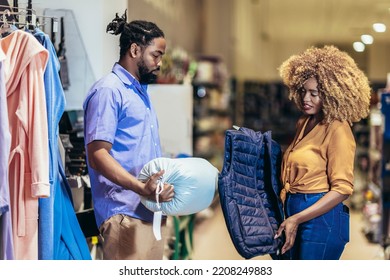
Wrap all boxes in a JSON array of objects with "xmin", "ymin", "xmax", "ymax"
[{"xmin": 218, "ymin": 126, "xmax": 285, "ymax": 259}]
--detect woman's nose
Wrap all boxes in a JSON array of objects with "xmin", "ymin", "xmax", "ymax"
[{"xmin": 302, "ymin": 91, "xmax": 310, "ymax": 101}]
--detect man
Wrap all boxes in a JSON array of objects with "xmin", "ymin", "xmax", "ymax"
[{"xmin": 83, "ymin": 18, "xmax": 174, "ymax": 260}]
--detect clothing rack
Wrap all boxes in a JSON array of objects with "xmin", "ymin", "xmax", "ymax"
[
  {"xmin": 0, "ymin": 4, "xmax": 58, "ymax": 30},
  {"xmin": 0, "ymin": 3, "xmax": 89, "ymax": 260}
]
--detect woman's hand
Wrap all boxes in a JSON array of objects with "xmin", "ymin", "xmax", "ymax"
[
  {"xmin": 274, "ymin": 215, "xmax": 299, "ymax": 254},
  {"xmin": 274, "ymin": 191, "xmax": 349, "ymax": 254}
]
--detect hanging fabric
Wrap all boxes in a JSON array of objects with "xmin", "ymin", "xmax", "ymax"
[
  {"xmin": 54, "ymin": 155, "xmax": 92, "ymax": 260},
  {"xmin": 0, "ymin": 37, "xmax": 13, "ymax": 260},
  {"xmin": 0, "ymin": 3, "xmax": 91, "ymax": 259},
  {"xmin": 34, "ymin": 26, "xmax": 64, "ymax": 260},
  {"xmin": 34, "ymin": 27, "xmax": 91, "ymax": 260},
  {"xmin": 1, "ymin": 29, "xmax": 49, "ymax": 260}
]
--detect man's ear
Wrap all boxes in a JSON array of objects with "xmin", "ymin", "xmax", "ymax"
[{"xmin": 129, "ymin": 43, "xmax": 140, "ymax": 58}]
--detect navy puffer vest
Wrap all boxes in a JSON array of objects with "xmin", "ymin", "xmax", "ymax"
[{"xmin": 218, "ymin": 126, "xmax": 285, "ymax": 259}]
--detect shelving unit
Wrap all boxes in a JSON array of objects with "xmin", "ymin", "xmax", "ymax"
[
  {"xmin": 236, "ymin": 80, "xmax": 301, "ymax": 151},
  {"xmin": 192, "ymin": 56, "xmax": 233, "ymax": 172},
  {"xmin": 379, "ymin": 92, "xmax": 390, "ymax": 258},
  {"xmin": 361, "ymin": 85, "xmax": 390, "ymax": 259},
  {"xmin": 361, "ymin": 106, "xmax": 382, "ymax": 243},
  {"xmin": 350, "ymin": 119, "xmax": 370, "ymax": 210}
]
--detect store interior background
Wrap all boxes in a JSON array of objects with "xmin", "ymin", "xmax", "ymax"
[
  {"xmin": 32, "ymin": 0, "xmax": 390, "ymax": 107},
  {"xmin": 24, "ymin": 0, "xmax": 390, "ymax": 259}
]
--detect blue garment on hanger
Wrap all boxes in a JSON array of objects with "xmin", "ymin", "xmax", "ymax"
[
  {"xmin": 34, "ymin": 29, "xmax": 90, "ymax": 260},
  {"xmin": 55, "ymin": 150, "xmax": 92, "ymax": 260}
]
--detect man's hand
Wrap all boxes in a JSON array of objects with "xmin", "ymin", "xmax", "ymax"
[{"xmin": 142, "ymin": 170, "xmax": 174, "ymax": 202}]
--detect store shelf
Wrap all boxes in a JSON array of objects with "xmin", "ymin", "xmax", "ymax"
[{"xmin": 192, "ymin": 57, "xmax": 233, "ymax": 172}]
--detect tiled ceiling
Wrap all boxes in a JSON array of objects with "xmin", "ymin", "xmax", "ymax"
[{"xmin": 260, "ymin": 0, "xmax": 390, "ymax": 44}]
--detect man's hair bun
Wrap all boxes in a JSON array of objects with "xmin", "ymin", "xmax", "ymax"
[{"xmin": 106, "ymin": 9, "xmax": 127, "ymax": 35}]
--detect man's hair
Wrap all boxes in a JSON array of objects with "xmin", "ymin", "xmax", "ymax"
[
  {"xmin": 106, "ymin": 11, "xmax": 164, "ymax": 58},
  {"xmin": 279, "ymin": 45, "xmax": 371, "ymax": 125}
]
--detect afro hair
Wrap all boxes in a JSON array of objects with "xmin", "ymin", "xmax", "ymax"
[{"xmin": 279, "ymin": 45, "xmax": 371, "ymax": 125}]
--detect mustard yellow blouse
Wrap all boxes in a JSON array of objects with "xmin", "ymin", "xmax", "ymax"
[{"xmin": 281, "ymin": 116, "xmax": 355, "ymax": 200}]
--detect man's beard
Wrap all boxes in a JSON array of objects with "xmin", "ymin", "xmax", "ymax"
[{"xmin": 138, "ymin": 60, "xmax": 159, "ymax": 84}]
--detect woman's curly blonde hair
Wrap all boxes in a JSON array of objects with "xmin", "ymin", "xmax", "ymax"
[{"xmin": 279, "ymin": 45, "xmax": 371, "ymax": 125}]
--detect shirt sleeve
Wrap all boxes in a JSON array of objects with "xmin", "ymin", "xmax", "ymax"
[
  {"xmin": 84, "ymin": 87, "xmax": 120, "ymax": 145},
  {"xmin": 326, "ymin": 122, "xmax": 356, "ymax": 195}
]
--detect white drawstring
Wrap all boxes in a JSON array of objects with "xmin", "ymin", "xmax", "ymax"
[
  {"xmin": 153, "ymin": 179, "xmax": 164, "ymax": 241},
  {"xmin": 155, "ymin": 180, "xmax": 164, "ymax": 209}
]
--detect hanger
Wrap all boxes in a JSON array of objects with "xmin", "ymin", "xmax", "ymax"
[
  {"xmin": 0, "ymin": 9, "xmax": 17, "ymax": 36},
  {"xmin": 0, "ymin": 4, "xmax": 36, "ymax": 26},
  {"xmin": 0, "ymin": 4, "xmax": 58, "ymax": 34},
  {"xmin": 36, "ymin": 15, "xmax": 56, "ymax": 29}
]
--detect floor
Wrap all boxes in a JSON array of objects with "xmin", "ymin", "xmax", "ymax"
[{"xmin": 190, "ymin": 202, "xmax": 386, "ymax": 260}]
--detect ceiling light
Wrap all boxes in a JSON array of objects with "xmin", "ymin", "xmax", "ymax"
[
  {"xmin": 353, "ymin": 42, "xmax": 365, "ymax": 52},
  {"xmin": 373, "ymin": 23, "xmax": 386, "ymax": 32},
  {"xmin": 361, "ymin": 34, "xmax": 374, "ymax": 44}
]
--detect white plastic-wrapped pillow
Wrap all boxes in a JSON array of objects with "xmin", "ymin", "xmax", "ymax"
[{"xmin": 138, "ymin": 157, "xmax": 218, "ymax": 216}]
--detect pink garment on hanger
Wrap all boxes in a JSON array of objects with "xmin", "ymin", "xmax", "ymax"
[{"xmin": 1, "ymin": 30, "xmax": 49, "ymax": 260}]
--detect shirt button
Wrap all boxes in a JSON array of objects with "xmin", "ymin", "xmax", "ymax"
[{"xmin": 151, "ymin": 125, "xmax": 154, "ymax": 128}]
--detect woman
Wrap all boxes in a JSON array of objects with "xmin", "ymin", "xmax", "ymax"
[{"xmin": 274, "ymin": 45, "xmax": 371, "ymax": 259}]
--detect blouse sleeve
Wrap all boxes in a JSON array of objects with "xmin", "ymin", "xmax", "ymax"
[{"xmin": 326, "ymin": 122, "xmax": 356, "ymax": 195}]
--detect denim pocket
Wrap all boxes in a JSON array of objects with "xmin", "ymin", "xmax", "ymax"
[{"xmin": 339, "ymin": 209, "xmax": 350, "ymax": 243}]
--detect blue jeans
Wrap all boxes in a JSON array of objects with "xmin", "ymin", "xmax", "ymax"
[{"xmin": 285, "ymin": 192, "xmax": 350, "ymax": 260}]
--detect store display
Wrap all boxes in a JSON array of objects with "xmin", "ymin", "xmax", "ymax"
[
  {"xmin": 380, "ymin": 92, "xmax": 390, "ymax": 257},
  {"xmin": 59, "ymin": 110, "xmax": 88, "ymax": 178},
  {"xmin": 0, "ymin": 3, "xmax": 90, "ymax": 260},
  {"xmin": 239, "ymin": 81, "xmax": 301, "ymax": 151},
  {"xmin": 360, "ymin": 85, "xmax": 390, "ymax": 259},
  {"xmin": 350, "ymin": 120, "xmax": 370, "ymax": 210},
  {"xmin": 192, "ymin": 56, "xmax": 232, "ymax": 171}
]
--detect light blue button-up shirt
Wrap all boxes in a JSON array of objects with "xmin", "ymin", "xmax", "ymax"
[{"xmin": 83, "ymin": 63, "xmax": 162, "ymax": 227}]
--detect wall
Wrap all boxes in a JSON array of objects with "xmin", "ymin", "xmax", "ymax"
[
  {"xmin": 368, "ymin": 42, "xmax": 390, "ymax": 83},
  {"xmin": 199, "ymin": 0, "xmax": 235, "ymax": 72},
  {"xmin": 32, "ymin": 0, "xmax": 126, "ymax": 80},
  {"xmin": 127, "ymin": 0, "xmax": 202, "ymax": 55}
]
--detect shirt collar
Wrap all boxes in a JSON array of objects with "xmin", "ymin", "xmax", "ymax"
[{"xmin": 111, "ymin": 62, "xmax": 148, "ymax": 93}]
